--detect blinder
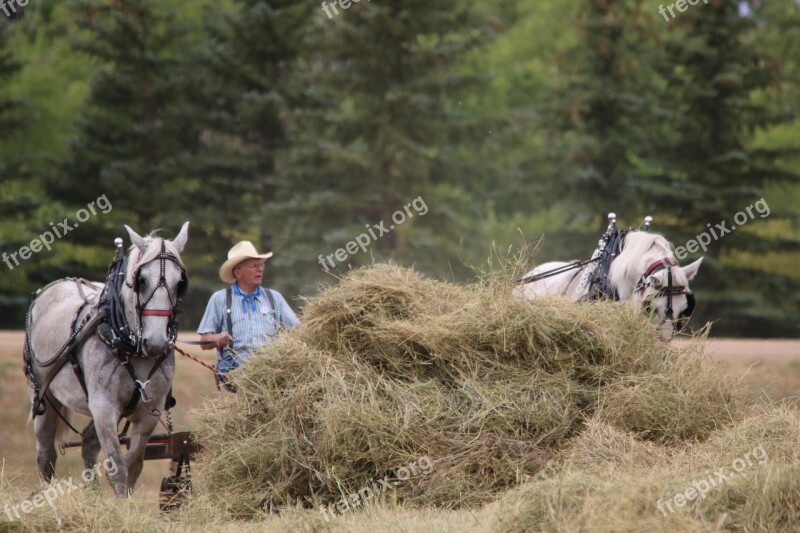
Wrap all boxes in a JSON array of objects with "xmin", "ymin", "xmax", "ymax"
[
  {"xmin": 177, "ymin": 271, "xmax": 189, "ymax": 298},
  {"xmin": 676, "ymin": 291, "xmax": 696, "ymax": 331}
]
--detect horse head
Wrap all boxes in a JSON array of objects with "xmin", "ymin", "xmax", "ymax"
[
  {"xmin": 607, "ymin": 231, "xmax": 703, "ymax": 341},
  {"xmin": 123, "ymin": 222, "xmax": 189, "ymax": 356},
  {"xmin": 638, "ymin": 256, "xmax": 702, "ymax": 341}
]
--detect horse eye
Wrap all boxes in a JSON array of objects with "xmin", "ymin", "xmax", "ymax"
[{"xmin": 138, "ymin": 276, "xmax": 146, "ymax": 288}]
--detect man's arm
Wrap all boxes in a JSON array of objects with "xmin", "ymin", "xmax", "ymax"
[
  {"xmin": 275, "ymin": 292, "xmax": 300, "ymax": 329},
  {"xmin": 199, "ymin": 332, "xmax": 233, "ymax": 351},
  {"xmin": 197, "ymin": 290, "xmax": 233, "ymax": 350}
]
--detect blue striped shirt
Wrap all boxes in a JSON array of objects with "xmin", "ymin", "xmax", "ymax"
[{"xmin": 196, "ymin": 285, "xmax": 300, "ymax": 357}]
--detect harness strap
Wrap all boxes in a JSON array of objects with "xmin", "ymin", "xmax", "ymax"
[
  {"xmin": 516, "ymin": 258, "xmax": 597, "ymax": 285},
  {"xmin": 117, "ymin": 348, "xmax": 170, "ymax": 415},
  {"xmin": 173, "ymin": 344, "xmax": 221, "ymax": 391},
  {"xmin": 665, "ymin": 266, "xmax": 674, "ymax": 320},
  {"xmin": 264, "ymin": 288, "xmax": 283, "ymax": 330},
  {"xmin": 642, "ymin": 257, "xmax": 678, "ymax": 280},
  {"xmin": 45, "ymin": 395, "xmax": 82, "ymax": 435},
  {"xmin": 32, "ymin": 355, "xmax": 72, "ymax": 418},
  {"xmin": 68, "ymin": 352, "xmax": 89, "ymax": 399},
  {"xmin": 28, "ymin": 305, "xmax": 107, "ymax": 420}
]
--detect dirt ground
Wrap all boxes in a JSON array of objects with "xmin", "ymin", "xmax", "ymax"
[
  {"xmin": 700, "ymin": 338, "xmax": 800, "ymax": 404},
  {"xmin": 0, "ymin": 331, "xmax": 798, "ymax": 501}
]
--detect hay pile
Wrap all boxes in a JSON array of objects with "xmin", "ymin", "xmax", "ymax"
[
  {"xmin": 488, "ymin": 405, "xmax": 800, "ymax": 532},
  {"xmin": 191, "ymin": 264, "xmax": 748, "ymax": 518}
]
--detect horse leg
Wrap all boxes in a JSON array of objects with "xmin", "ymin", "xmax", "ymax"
[
  {"xmin": 124, "ymin": 415, "xmax": 160, "ymax": 491},
  {"xmin": 32, "ymin": 396, "xmax": 62, "ymax": 483},
  {"xmin": 80, "ymin": 421, "xmax": 102, "ymax": 488},
  {"xmin": 88, "ymin": 401, "xmax": 128, "ymax": 498}
]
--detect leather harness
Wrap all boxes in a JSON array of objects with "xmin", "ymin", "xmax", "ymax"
[{"xmin": 25, "ymin": 239, "xmax": 186, "ymax": 429}]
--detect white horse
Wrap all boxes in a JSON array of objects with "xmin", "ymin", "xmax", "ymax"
[
  {"xmin": 515, "ymin": 231, "xmax": 702, "ymax": 340},
  {"xmin": 24, "ymin": 223, "xmax": 189, "ymax": 497}
]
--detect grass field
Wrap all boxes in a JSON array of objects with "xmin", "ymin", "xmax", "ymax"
[{"xmin": 0, "ymin": 331, "xmax": 798, "ymax": 530}]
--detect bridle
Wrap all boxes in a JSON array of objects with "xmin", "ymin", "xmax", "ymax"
[
  {"xmin": 123, "ymin": 240, "xmax": 188, "ymax": 352},
  {"xmin": 79, "ymin": 236, "xmax": 188, "ymax": 412},
  {"xmin": 635, "ymin": 257, "xmax": 696, "ymax": 333}
]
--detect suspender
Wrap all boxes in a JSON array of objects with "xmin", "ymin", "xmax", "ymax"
[
  {"xmin": 263, "ymin": 288, "xmax": 279, "ymax": 325},
  {"xmin": 223, "ymin": 286, "xmax": 281, "ymax": 342},
  {"xmin": 225, "ymin": 288, "xmax": 233, "ymax": 337}
]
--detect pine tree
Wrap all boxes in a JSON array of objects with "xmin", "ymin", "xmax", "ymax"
[
  {"xmin": 38, "ymin": 0, "xmax": 206, "ymax": 317},
  {"xmin": 184, "ymin": 0, "xmax": 313, "ymax": 300},
  {"xmin": 271, "ymin": 0, "xmax": 492, "ymax": 295},
  {"xmin": 648, "ymin": 0, "xmax": 800, "ymax": 335},
  {"xmin": 539, "ymin": 0, "xmax": 665, "ymax": 234},
  {"xmin": 49, "ymin": 0, "xmax": 194, "ymax": 230},
  {"xmin": 0, "ymin": 15, "xmax": 36, "ymax": 326},
  {"xmin": 0, "ymin": 17, "xmax": 25, "ymax": 139}
]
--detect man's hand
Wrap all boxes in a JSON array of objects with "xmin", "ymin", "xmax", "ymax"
[{"xmin": 200, "ymin": 332, "xmax": 233, "ymax": 350}]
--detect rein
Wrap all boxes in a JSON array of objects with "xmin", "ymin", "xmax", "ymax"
[
  {"xmin": 516, "ymin": 258, "xmax": 598, "ymax": 285},
  {"xmin": 173, "ymin": 343, "xmax": 222, "ymax": 391}
]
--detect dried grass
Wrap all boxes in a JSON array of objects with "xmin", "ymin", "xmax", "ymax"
[{"xmin": 189, "ymin": 264, "xmax": 750, "ymax": 519}]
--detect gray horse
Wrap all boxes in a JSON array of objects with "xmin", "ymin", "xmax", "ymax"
[
  {"xmin": 515, "ymin": 231, "xmax": 702, "ymax": 340},
  {"xmin": 24, "ymin": 222, "xmax": 189, "ymax": 498}
]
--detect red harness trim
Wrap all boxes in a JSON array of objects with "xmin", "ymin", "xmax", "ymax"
[
  {"xmin": 141, "ymin": 309, "xmax": 174, "ymax": 317},
  {"xmin": 642, "ymin": 257, "xmax": 678, "ymax": 279},
  {"xmin": 638, "ymin": 257, "xmax": 680, "ymax": 296}
]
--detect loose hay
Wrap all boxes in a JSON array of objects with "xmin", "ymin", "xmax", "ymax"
[
  {"xmin": 190, "ymin": 264, "xmax": 754, "ymax": 520},
  {"xmin": 487, "ymin": 405, "xmax": 800, "ymax": 533}
]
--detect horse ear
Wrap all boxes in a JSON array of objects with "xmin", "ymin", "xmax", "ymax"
[
  {"xmin": 171, "ymin": 221, "xmax": 190, "ymax": 253},
  {"xmin": 682, "ymin": 257, "xmax": 703, "ymax": 281},
  {"xmin": 125, "ymin": 225, "xmax": 148, "ymax": 251}
]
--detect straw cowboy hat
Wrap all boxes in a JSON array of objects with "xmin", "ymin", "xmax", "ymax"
[{"xmin": 219, "ymin": 241, "xmax": 273, "ymax": 284}]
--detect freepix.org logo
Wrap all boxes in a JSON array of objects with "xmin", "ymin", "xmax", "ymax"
[
  {"xmin": 317, "ymin": 196, "xmax": 428, "ymax": 272},
  {"xmin": 0, "ymin": 0, "xmax": 27, "ymax": 18},
  {"xmin": 3, "ymin": 457, "xmax": 118, "ymax": 525},
  {"xmin": 674, "ymin": 198, "xmax": 770, "ymax": 260},
  {"xmin": 2, "ymin": 194, "xmax": 113, "ymax": 271},
  {"xmin": 318, "ymin": 455, "xmax": 433, "ymax": 521},
  {"xmin": 656, "ymin": 444, "xmax": 768, "ymax": 516}
]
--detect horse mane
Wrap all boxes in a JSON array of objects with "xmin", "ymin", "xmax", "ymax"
[{"xmin": 608, "ymin": 231, "xmax": 686, "ymax": 291}]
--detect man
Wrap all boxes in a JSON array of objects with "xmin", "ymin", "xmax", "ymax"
[{"xmin": 198, "ymin": 241, "xmax": 299, "ymax": 390}]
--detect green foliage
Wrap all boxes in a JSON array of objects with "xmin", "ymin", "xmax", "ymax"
[
  {"xmin": 0, "ymin": 0, "xmax": 798, "ymax": 335},
  {"xmin": 645, "ymin": 0, "xmax": 800, "ymax": 335},
  {"xmin": 269, "ymin": 0, "xmax": 495, "ymax": 296},
  {"xmin": 183, "ymin": 0, "xmax": 315, "ymax": 308}
]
